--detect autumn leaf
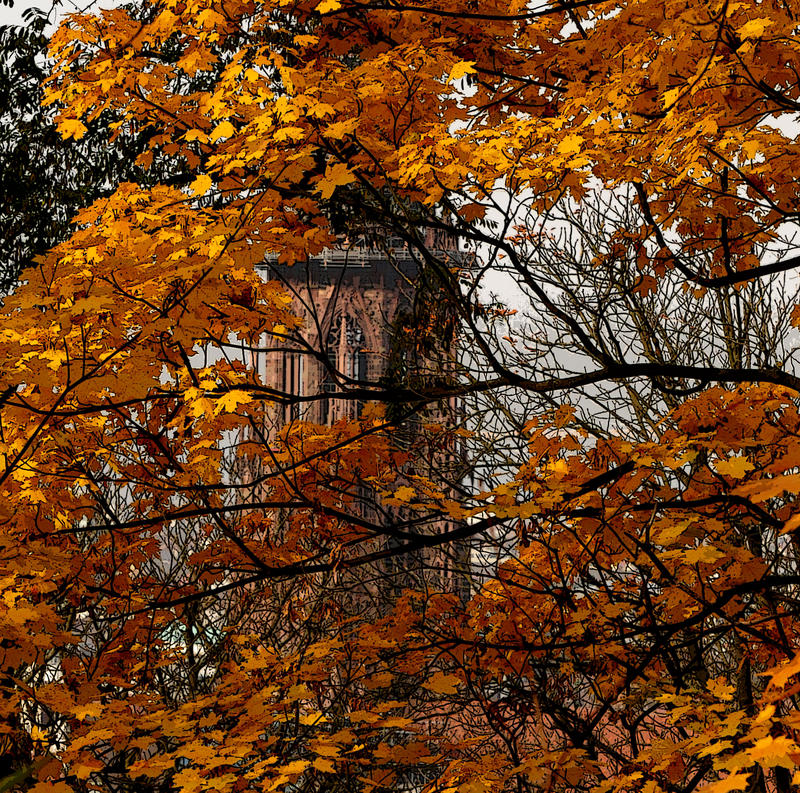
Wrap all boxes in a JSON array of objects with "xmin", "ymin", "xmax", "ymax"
[
  {"xmin": 701, "ymin": 774, "xmax": 751, "ymax": 793},
  {"xmin": 448, "ymin": 61, "xmax": 477, "ymax": 84},
  {"xmin": 56, "ymin": 118, "xmax": 87, "ymax": 139},
  {"xmin": 30, "ymin": 783, "xmax": 75, "ymax": 793},
  {"xmin": 316, "ymin": 162, "xmax": 356, "ymax": 199},
  {"xmin": 765, "ymin": 653, "xmax": 800, "ymax": 690},
  {"xmin": 714, "ymin": 456, "xmax": 755, "ymax": 479},
  {"xmin": 459, "ymin": 781, "xmax": 490, "ymax": 793},
  {"xmin": 190, "ymin": 174, "xmax": 213, "ymax": 196},
  {"xmin": 707, "ymin": 677, "xmax": 735, "ymax": 702},
  {"xmin": 281, "ymin": 760, "xmax": 311, "ymax": 776},
  {"xmin": 682, "ymin": 545, "xmax": 725, "ymax": 565},
  {"xmin": 422, "ymin": 672, "xmax": 461, "ymax": 695},
  {"xmin": 313, "ymin": 757, "xmax": 336, "ymax": 773},
  {"xmin": 214, "ymin": 390, "xmax": 253, "ymax": 414},
  {"xmin": 557, "ymin": 134, "xmax": 583, "ymax": 156},
  {"xmin": 324, "ymin": 118, "xmax": 359, "ymax": 140},
  {"xmin": 737, "ymin": 18, "xmax": 773, "ymax": 39},
  {"xmin": 209, "ymin": 120, "xmax": 235, "ymax": 142},
  {"xmin": 747, "ymin": 735, "xmax": 798, "ymax": 769},
  {"xmin": 391, "ymin": 486, "xmax": 416, "ymax": 503},
  {"xmin": 734, "ymin": 473, "xmax": 800, "ymax": 502}
]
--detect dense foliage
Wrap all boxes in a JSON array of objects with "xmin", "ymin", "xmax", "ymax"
[
  {"xmin": 0, "ymin": 2, "xmax": 188, "ymax": 290},
  {"xmin": 3, "ymin": 1, "xmax": 800, "ymax": 792}
]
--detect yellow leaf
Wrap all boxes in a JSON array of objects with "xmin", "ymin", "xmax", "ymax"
[
  {"xmin": 287, "ymin": 683, "xmax": 312, "ymax": 700},
  {"xmin": 683, "ymin": 545, "xmax": 725, "ymax": 565},
  {"xmin": 316, "ymin": 162, "xmax": 356, "ymax": 200},
  {"xmin": 698, "ymin": 740, "xmax": 734, "ymax": 758},
  {"xmin": 663, "ymin": 86, "xmax": 682, "ymax": 108},
  {"xmin": 753, "ymin": 704, "xmax": 775, "ymax": 725},
  {"xmin": 190, "ymin": 174, "xmax": 213, "ymax": 196},
  {"xmin": 737, "ymin": 18, "xmax": 773, "ymax": 39},
  {"xmin": 184, "ymin": 129, "xmax": 208, "ymax": 142},
  {"xmin": 72, "ymin": 702, "xmax": 103, "ymax": 720},
  {"xmin": 56, "ymin": 118, "xmax": 88, "ymax": 139},
  {"xmin": 29, "ymin": 725, "xmax": 49, "ymax": 742},
  {"xmin": 210, "ymin": 120, "xmax": 235, "ymax": 142},
  {"xmin": 765, "ymin": 653, "xmax": 800, "ymax": 690},
  {"xmin": 701, "ymin": 774, "xmax": 751, "ymax": 793},
  {"xmin": 747, "ymin": 734, "xmax": 798, "ymax": 768},
  {"xmin": 422, "ymin": 672, "xmax": 461, "ymax": 695},
  {"xmin": 652, "ymin": 519, "xmax": 694, "ymax": 547},
  {"xmin": 313, "ymin": 757, "xmax": 336, "ymax": 773},
  {"xmin": 281, "ymin": 759, "xmax": 310, "ymax": 776},
  {"xmin": 714, "ymin": 455, "xmax": 754, "ymax": 479},
  {"xmin": 309, "ymin": 740, "xmax": 341, "ymax": 758},
  {"xmin": 214, "ymin": 390, "xmax": 253, "ymax": 414},
  {"xmin": 324, "ymin": 118, "xmax": 359, "ymax": 140},
  {"xmin": 448, "ymin": 61, "xmax": 477, "ymax": 83},
  {"xmin": 392, "ymin": 486, "xmax": 416, "ymax": 502},
  {"xmin": 707, "ymin": 677, "xmax": 735, "ymax": 701},
  {"xmin": 557, "ymin": 134, "xmax": 583, "ymax": 156},
  {"xmin": 316, "ymin": 0, "xmax": 341, "ymax": 12},
  {"xmin": 39, "ymin": 349, "xmax": 67, "ymax": 371}
]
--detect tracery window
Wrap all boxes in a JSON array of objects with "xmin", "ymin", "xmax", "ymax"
[{"xmin": 322, "ymin": 315, "xmax": 367, "ymax": 420}]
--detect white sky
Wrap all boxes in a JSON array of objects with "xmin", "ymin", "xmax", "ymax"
[{"xmin": 0, "ymin": 0, "xmax": 104, "ymax": 29}]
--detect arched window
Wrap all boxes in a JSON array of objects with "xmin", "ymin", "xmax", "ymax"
[{"xmin": 322, "ymin": 315, "xmax": 367, "ymax": 421}]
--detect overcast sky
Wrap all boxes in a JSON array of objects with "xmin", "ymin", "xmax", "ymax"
[
  {"xmin": 0, "ymin": 0, "xmax": 103, "ymax": 28},
  {"xmin": 1, "ymin": 0, "xmax": 53, "ymax": 26}
]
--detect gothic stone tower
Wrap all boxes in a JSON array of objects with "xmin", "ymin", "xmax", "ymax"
[
  {"xmin": 255, "ymin": 239, "xmax": 413, "ymax": 428},
  {"xmin": 251, "ymin": 231, "xmax": 470, "ymax": 599}
]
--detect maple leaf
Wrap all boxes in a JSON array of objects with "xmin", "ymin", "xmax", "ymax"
[
  {"xmin": 281, "ymin": 760, "xmax": 311, "ymax": 776},
  {"xmin": 701, "ymin": 774, "xmax": 751, "ymax": 793},
  {"xmin": 448, "ymin": 61, "xmax": 477, "ymax": 84},
  {"xmin": 706, "ymin": 677, "xmax": 735, "ymax": 702},
  {"xmin": 316, "ymin": 162, "xmax": 356, "ymax": 200},
  {"xmin": 324, "ymin": 118, "xmax": 359, "ymax": 140},
  {"xmin": 422, "ymin": 672, "xmax": 461, "ymax": 695},
  {"xmin": 189, "ymin": 174, "xmax": 213, "ymax": 196},
  {"xmin": 765, "ymin": 653, "xmax": 800, "ymax": 690},
  {"xmin": 391, "ymin": 486, "xmax": 416, "ymax": 502},
  {"xmin": 313, "ymin": 757, "xmax": 336, "ymax": 773},
  {"xmin": 714, "ymin": 455, "xmax": 755, "ymax": 479},
  {"xmin": 184, "ymin": 129, "xmax": 209, "ymax": 143},
  {"xmin": 682, "ymin": 545, "xmax": 725, "ymax": 565},
  {"xmin": 737, "ymin": 18, "xmax": 773, "ymax": 39},
  {"xmin": 214, "ymin": 390, "xmax": 253, "ymax": 414},
  {"xmin": 209, "ymin": 120, "xmax": 235, "ymax": 142},
  {"xmin": 56, "ymin": 118, "xmax": 88, "ymax": 140},
  {"xmin": 747, "ymin": 735, "xmax": 798, "ymax": 769},
  {"xmin": 557, "ymin": 134, "xmax": 583, "ymax": 156}
]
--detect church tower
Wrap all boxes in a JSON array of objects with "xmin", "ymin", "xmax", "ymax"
[
  {"xmin": 251, "ymin": 230, "xmax": 470, "ymax": 599},
  {"xmin": 255, "ymin": 237, "xmax": 413, "ymax": 428}
]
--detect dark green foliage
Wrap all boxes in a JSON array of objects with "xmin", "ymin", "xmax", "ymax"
[{"xmin": 0, "ymin": 4, "xmax": 159, "ymax": 292}]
